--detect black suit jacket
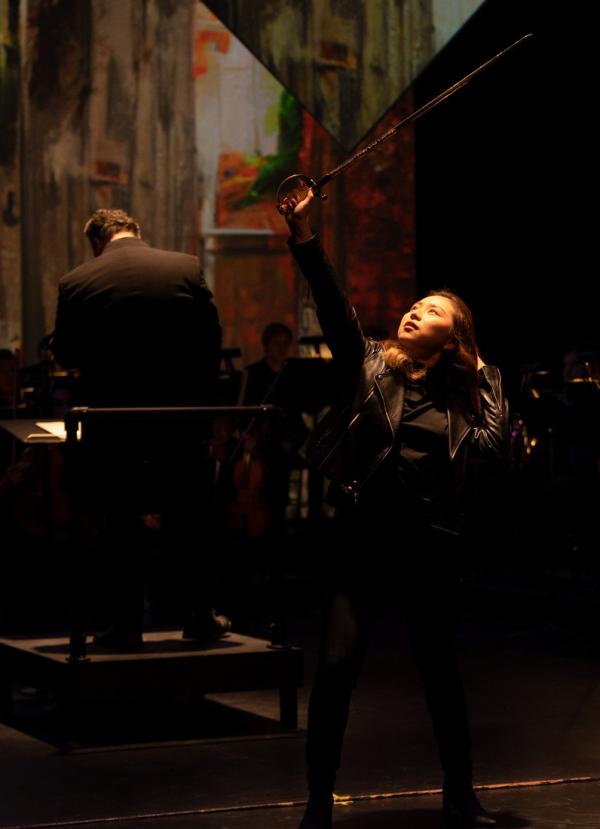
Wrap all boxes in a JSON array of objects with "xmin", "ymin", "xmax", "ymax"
[{"xmin": 53, "ymin": 237, "xmax": 222, "ymax": 406}]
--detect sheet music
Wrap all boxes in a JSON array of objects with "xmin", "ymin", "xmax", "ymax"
[
  {"xmin": 28, "ymin": 421, "xmax": 81, "ymax": 441},
  {"xmin": 35, "ymin": 421, "xmax": 68, "ymax": 439}
]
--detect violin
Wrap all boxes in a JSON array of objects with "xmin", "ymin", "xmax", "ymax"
[{"xmin": 228, "ymin": 431, "xmax": 273, "ymax": 540}]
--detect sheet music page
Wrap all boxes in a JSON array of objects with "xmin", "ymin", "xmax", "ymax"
[{"xmin": 35, "ymin": 421, "xmax": 68, "ymax": 439}]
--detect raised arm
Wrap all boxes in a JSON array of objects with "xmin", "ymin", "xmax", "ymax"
[{"xmin": 283, "ymin": 189, "xmax": 366, "ymax": 371}]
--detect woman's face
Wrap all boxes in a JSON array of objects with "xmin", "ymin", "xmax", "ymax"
[{"xmin": 397, "ymin": 295, "xmax": 456, "ymax": 359}]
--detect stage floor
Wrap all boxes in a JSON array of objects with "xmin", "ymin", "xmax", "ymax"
[
  {"xmin": 2, "ymin": 602, "xmax": 600, "ymax": 827},
  {"xmin": 73, "ymin": 780, "xmax": 600, "ymax": 828}
]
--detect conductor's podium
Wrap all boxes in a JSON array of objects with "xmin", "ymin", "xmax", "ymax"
[
  {"xmin": 0, "ymin": 407, "xmax": 302, "ymax": 745},
  {"xmin": 0, "ymin": 630, "xmax": 303, "ymax": 744}
]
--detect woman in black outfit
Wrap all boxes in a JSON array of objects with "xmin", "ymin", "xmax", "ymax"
[{"xmin": 283, "ymin": 189, "xmax": 509, "ymax": 829}]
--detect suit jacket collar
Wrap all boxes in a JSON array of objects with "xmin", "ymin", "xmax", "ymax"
[{"xmin": 101, "ymin": 237, "xmax": 149, "ymax": 254}]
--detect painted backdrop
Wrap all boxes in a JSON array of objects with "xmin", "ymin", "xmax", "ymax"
[{"xmin": 0, "ymin": 0, "xmax": 482, "ymax": 364}]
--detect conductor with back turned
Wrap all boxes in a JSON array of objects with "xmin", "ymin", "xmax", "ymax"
[{"xmin": 52, "ymin": 209, "xmax": 231, "ymax": 648}]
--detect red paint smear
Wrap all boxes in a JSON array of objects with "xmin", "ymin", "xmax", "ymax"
[
  {"xmin": 297, "ymin": 96, "xmax": 416, "ymax": 338},
  {"xmin": 344, "ymin": 91, "xmax": 416, "ymax": 336},
  {"xmin": 213, "ymin": 92, "xmax": 415, "ymax": 365},
  {"xmin": 193, "ymin": 30, "xmax": 230, "ymax": 78}
]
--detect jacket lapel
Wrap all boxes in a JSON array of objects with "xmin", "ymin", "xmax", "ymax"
[
  {"xmin": 375, "ymin": 368, "xmax": 474, "ymax": 462},
  {"xmin": 374, "ymin": 369, "xmax": 405, "ymax": 439}
]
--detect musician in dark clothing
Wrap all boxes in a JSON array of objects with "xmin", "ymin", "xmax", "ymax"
[
  {"xmin": 239, "ymin": 322, "xmax": 309, "ymax": 532},
  {"xmin": 282, "ymin": 190, "xmax": 508, "ymax": 828},
  {"xmin": 52, "ymin": 209, "xmax": 231, "ymax": 647},
  {"xmin": 242, "ymin": 322, "xmax": 293, "ymax": 406}
]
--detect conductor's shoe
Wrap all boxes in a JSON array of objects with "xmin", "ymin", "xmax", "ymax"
[
  {"xmin": 443, "ymin": 786, "xmax": 496, "ymax": 827},
  {"xmin": 297, "ymin": 794, "xmax": 333, "ymax": 829},
  {"xmin": 91, "ymin": 627, "xmax": 144, "ymax": 651},
  {"xmin": 182, "ymin": 609, "xmax": 232, "ymax": 643}
]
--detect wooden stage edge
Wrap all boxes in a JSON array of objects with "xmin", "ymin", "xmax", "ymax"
[{"xmin": 0, "ymin": 630, "xmax": 303, "ymax": 736}]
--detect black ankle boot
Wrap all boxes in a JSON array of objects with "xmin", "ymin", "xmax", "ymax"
[
  {"xmin": 443, "ymin": 785, "xmax": 496, "ymax": 827},
  {"xmin": 297, "ymin": 793, "xmax": 333, "ymax": 829},
  {"xmin": 182, "ymin": 609, "xmax": 232, "ymax": 642}
]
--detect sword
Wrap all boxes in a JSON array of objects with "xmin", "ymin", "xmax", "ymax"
[{"xmin": 276, "ymin": 32, "xmax": 533, "ymax": 216}]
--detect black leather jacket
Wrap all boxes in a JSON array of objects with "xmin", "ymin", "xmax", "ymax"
[{"xmin": 290, "ymin": 236, "xmax": 510, "ymax": 534}]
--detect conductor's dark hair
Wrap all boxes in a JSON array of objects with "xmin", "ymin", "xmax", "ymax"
[
  {"xmin": 84, "ymin": 209, "xmax": 141, "ymax": 245},
  {"xmin": 261, "ymin": 322, "xmax": 292, "ymax": 348}
]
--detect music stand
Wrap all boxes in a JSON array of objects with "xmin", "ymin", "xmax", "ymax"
[
  {"xmin": 271, "ymin": 358, "xmax": 337, "ymax": 523},
  {"xmin": 218, "ymin": 348, "xmax": 243, "ymax": 405},
  {"xmin": 275, "ymin": 357, "xmax": 336, "ymax": 415},
  {"xmin": 298, "ymin": 334, "xmax": 327, "ymax": 357}
]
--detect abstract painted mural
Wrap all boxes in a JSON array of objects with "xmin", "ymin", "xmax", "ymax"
[
  {"xmin": 204, "ymin": 0, "xmax": 486, "ymax": 150},
  {"xmin": 192, "ymin": 3, "xmax": 415, "ymax": 363},
  {"xmin": 2, "ymin": 0, "xmax": 480, "ymax": 363},
  {"xmin": 0, "ymin": 0, "xmax": 21, "ymax": 353},
  {"xmin": 193, "ymin": 3, "xmax": 416, "ymax": 362},
  {"xmin": 194, "ymin": 5, "xmax": 302, "ymax": 233},
  {"xmin": 17, "ymin": 0, "xmax": 199, "ymax": 361}
]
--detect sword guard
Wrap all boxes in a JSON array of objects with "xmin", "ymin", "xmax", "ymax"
[{"xmin": 276, "ymin": 174, "xmax": 326, "ymax": 216}]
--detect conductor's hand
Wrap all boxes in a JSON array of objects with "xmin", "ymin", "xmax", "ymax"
[{"xmin": 282, "ymin": 188, "xmax": 315, "ymax": 243}]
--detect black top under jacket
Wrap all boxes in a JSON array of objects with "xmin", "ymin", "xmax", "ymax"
[{"xmin": 366, "ymin": 369, "xmax": 451, "ymax": 527}]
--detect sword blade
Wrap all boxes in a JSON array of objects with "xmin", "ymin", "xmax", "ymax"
[{"xmin": 315, "ymin": 33, "xmax": 534, "ymax": 190}]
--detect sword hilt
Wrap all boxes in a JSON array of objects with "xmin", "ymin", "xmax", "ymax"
[{"xmin": 276, "ymin": 174, "xmax": 327, "ymax": 217}]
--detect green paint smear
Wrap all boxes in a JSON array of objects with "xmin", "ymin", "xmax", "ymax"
[
  {"xmin": 264, "ymin": 102, "xmax": 279, "ymax": 136},
  {"xmin": 237, "ymin": 90, "xmax": 303, "ymax": 207}
]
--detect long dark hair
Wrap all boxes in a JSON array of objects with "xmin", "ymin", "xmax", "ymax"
[{"xmin": 381, "ymin": 289, "xmax": 481, "ymax": 416}]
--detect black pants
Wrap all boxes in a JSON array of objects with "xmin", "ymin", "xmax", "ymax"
[
  {"xmin": 67, "ymin": 430, "xmax": 216, "ymax": 635},
  {"xmin": 305, "ymin": 515, "xmax": 472, "ymax": 795}
]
